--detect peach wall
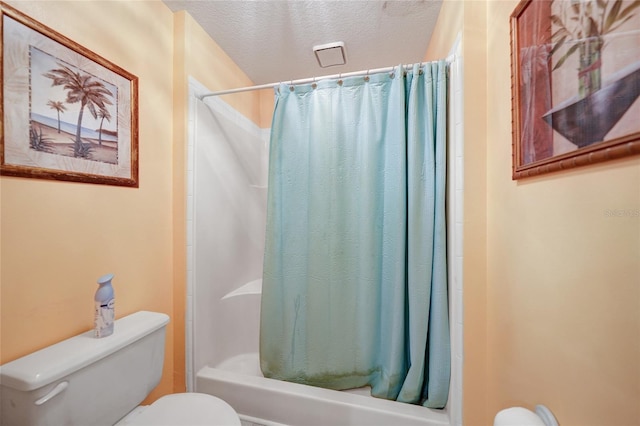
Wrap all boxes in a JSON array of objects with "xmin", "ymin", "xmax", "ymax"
[
  {"xmin": 423, "ymin": 0, "xmax": 462, "ymax": 61},
  {"xmin": 171, "ymin": 10, "xmax": 188, "ymax": 394},
  {"xmin": 0, "ymin": 0, "xmax": 175, "ymax": 402},
  {"xmin": 460, "ymin": 2, "xmax": 489, "ymax": 425},
  {"xmin": 486, "ymin": 1, "xmax": 640, "ymax": 425}
]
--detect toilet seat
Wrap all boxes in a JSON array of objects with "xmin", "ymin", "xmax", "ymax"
[{"xmin": 123, "ymin": 393, "xmax": 241, "ymax": 426}]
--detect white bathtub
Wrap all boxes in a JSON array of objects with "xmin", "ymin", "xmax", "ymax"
[{"xmin": 196, "ymin": 353, "xmax": 450, "ymax": 426}]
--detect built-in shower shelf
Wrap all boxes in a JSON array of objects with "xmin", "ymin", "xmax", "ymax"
[
  {"xmin": 214, "ymin": 352, "xmax": 262, "ymax": 376},
  {"xmin": 221, "ymin": 278, "xmax": 262, "ymax": 300}
]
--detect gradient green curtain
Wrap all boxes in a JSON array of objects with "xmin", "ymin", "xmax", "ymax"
[{"xmin": 260, "ymin": 62, "xmax": 450, "ymax": 408}]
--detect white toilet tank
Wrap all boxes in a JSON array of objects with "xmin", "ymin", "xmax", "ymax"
[{"xmin": 0, "ymin": 311, "xmax": 170, "ymax": 426}]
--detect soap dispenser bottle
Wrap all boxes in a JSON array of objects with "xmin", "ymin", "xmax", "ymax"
[{"xmin": 94, "ymin": 273, "xmax": 115, "ymax": 338}]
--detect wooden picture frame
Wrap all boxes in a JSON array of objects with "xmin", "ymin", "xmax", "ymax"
[
  {"xmin": 1, "ymin": 2, "xmax": 138, "ymax": 187},
  {"xmin": 510, "ymin": 0, "xmax": 640, "ymax": 179}
]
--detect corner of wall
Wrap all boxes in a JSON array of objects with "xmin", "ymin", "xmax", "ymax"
[
  {"xmin": 425, "ymin": 0, "xmax": 489, "ymax": 423},
  {"xmin": 461, "ymin": 0, "xmax": 489, "ymax": 425},
  {"xmin": 423, "ymin": 0, "xmax": 464, "ymax": 61},
  {"xmin": 171, "ymin": 8, "xmax": 271, "ymax": 394},
  {"xmin": 172, "ymin": 9, "xmax": 189, "ymax": 395}
]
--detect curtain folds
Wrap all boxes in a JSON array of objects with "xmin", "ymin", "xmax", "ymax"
[{"xmin": 260, "ymin": 61, "xmax": 450, "ymax": 408}]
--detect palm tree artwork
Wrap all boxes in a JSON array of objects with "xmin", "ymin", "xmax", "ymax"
[
  {"xmin": 46, "ymin": 100, "xmax": 66, "ymax": 133},
  {"xmin": 97, "ymin": 109, "xmax": 112, "ymax": 146},
  {"xmin": 43, "ymin": 63, "xmax": 113, "ymax": 158}
]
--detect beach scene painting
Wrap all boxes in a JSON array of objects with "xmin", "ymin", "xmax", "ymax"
[
  {"xmin": 30, "ymin": 46, "xmax": 119, "ymax": 164},
  {"xmin": 1, "ymin": 3, "xmax": 138, "ymax": 187}
]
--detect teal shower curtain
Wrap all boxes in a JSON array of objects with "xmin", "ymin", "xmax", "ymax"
[{"xmin": 260, "ymin": 62, "xmax": 450, "ymax": 408}]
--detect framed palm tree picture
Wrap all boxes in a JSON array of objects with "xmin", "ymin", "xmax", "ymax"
[
  {"xmin": 510, "ymin": 0, "xmax": 640, "ymax": 179},
  {"xmin": 1, "ymin": 2, "xmax": 138, "ymax": 187}
]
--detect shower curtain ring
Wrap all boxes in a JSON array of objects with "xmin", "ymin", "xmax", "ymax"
[
  {"xmin": 364, "ymin": 69, "xmax": 370, "ymax": 82},
  {"xmin": 338, "ymin": 73, "xmax": 343, "ymax": 86},
  {"xmin": 312, "ymin": 76, "xmax": 317, "ymax": 90}
]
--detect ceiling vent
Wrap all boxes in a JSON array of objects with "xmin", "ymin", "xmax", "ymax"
[{"xmin": 313, "ymin": 42, "xmax": 346, "ymax": 68}]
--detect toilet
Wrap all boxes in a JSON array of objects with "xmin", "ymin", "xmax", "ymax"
[
  {"xmin": 494, "ymin": 405, "xmax": 559, "ymax": 426},
  {"xmin": 0, "ymin": 311, "xmax": 241, "ymax": 426}
]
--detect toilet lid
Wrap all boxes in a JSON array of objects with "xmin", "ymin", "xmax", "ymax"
[{"xmin": 127, "ymin": 393, "xmax": 241, "ymax": 426}]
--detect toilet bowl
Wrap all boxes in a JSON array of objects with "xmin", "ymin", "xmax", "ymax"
[
  {"xmin": 0, "ymin": 311, "xmax": 241, "ymax": 426},
  {"xmin": 494, "ymin": 405, "xmax": 558, "ymax": 426},
  {"xmin": 117, "ymin": 393, "xmax": 240, "ymax": 426}
]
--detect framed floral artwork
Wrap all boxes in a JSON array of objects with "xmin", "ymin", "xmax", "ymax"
[
  {"xmin": 1, "ymin": 2, "xmax": 138, "ymax": 187},
  {"xmin": 510, "ymin": 0, "xmax": 640, "ymax": 179}
]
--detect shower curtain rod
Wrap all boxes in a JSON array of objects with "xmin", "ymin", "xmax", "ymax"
[{"xmin": 199, "ymin": 57, "xmax": 454, "ymax": 100}]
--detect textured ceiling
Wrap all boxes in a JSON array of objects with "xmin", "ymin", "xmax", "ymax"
[{"xmin": 163, "ymin": 0, "xmax": 443, "ymax": 86}]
